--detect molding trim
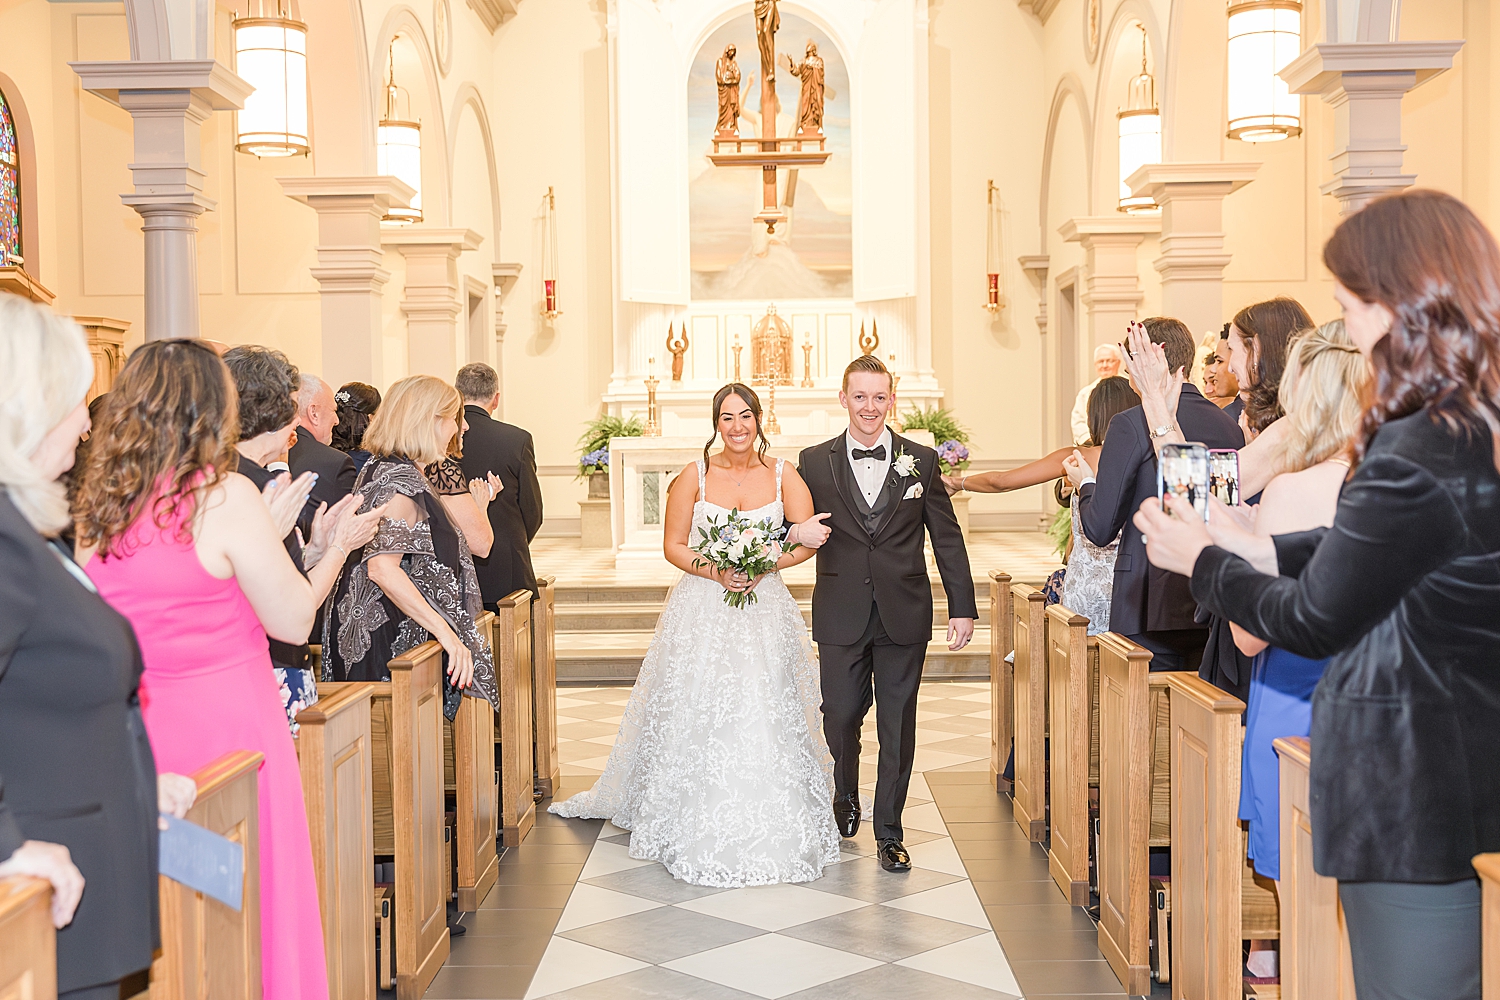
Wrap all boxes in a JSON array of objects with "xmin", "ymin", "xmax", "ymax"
[
  {"xmin": 1281, "ymin": 40, "xmax": 1465, "ymax": 94},
  {"xmin": 466, "ymin": 0, "xmax": 520, "ymax": 33},
  {"xmin": 69, "ymin": 59, "xmax": 252, "ymax": 110},
  {"xmin": 1016, "ymin": 0, "xmax": 1063, "ymax": 24}
]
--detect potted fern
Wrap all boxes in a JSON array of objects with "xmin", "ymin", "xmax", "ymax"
[
  {"xmin": 577, "ymin": 414, "xmax": 643, "ymax": 498},
  {"xmin": 899, "ymin": 406, "xmax": 973, "ymax": 537}
]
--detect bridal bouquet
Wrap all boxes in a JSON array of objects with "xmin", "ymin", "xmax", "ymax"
[{"xmin": 691, "ymin": 509, "xmax": 799, "ymax": 609}]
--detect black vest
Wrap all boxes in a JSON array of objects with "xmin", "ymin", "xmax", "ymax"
[{"xmin": 835, "ymin": 447, "xmax": 895, "ymax": 536}]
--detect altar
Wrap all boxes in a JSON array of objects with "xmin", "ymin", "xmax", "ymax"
[{"xmin": 608, "ymin": 428, "xmax": 934, "ymax": 567}]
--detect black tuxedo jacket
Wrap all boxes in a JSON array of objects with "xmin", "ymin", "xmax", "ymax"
[
  {"xmin": 289, "ymin": 425, "xmax": 357, "ymax": 512},
  {"xmin": 798, "ymin": 431, "xmax": 976, "ymax": 646},
  {"xmin": 1078, "ymin": 384, "xmax": 1243, "ymax": 635},
  {"xmin": 459, "ymin": 405, "xmax": 544, "ymax": 603},
  {"xmin": 235, "ymin": 454, "xmax": 311, "ymax": 671}
]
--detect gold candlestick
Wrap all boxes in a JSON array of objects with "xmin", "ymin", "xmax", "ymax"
[
  {"xmin": 765, "ymin": 351, "xmax": 781, "ymax": 435},
  {"xmin": 644, "ymin": 357, "xmax": 662, "ymax": 437},
  {"xmin": 888, "ymin": 353, "xmax": 901, "ymax": 420},
  {"xmin": 732, "ymin": 333, "xmax": 743, "ymax": 382},
  {"xmin": 801, "ymin": 334, "xmax": 814, "ymax": 387}
]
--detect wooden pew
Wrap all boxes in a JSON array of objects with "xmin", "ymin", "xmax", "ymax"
[
  {"xmin": 989, "ymin": 570, "xmax": 1013, "ymax": 792},
  {"xmin": 1011, "ymin": 583, "xmax": 1049, "ymax": 842},
  {"xmin": 1478, "ymin": 852, "xmax": 1500, "ymax": 1000},
  {"xmin": 496, "ymin": 591, "xmax": 538, "ymax": 848},
  {"xmin": 533, "ymin": 575, "xmax": 560, "ymax": 799},
  {"xmin": 0, "ymin": 877, "xmax": 56, "ymax": 1000},
  {"xmin": 1096, "ymin": 633, "xmax": 1155, "ymax": 995},
  {"xmin": 1277, "ymin": 737, "xmax": 1357, "ymax": 1000},
  {"xmin": 296, "ymin": 682, "xmax": 377, "ymax": 1000},
  {"xmin": 152, "ymin": 749, "xmax": 263, "ymax": 999},
  {"xmin": 1046, "ymin": 604, "xmax": 1094, "ymax": 905},
  {"xmin": 449, "ymin": 611, "xmax": 499, "ymax": 912}
]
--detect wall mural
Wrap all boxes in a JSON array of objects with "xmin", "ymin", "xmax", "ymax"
[{"xmin": 687, "ymin": 11, "xmax": 851, "ymax": 301}]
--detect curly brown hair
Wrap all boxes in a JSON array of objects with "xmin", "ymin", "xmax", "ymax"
[
  {"xmin": 73, "ymin": 340, "xmax": 240, "ymax": 557},
  {"xmin": 1323, "ymin": 189, "xmax": 1500, "ymax": 469}
]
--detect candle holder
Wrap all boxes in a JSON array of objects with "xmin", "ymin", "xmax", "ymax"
[
  {"xmin": 732, "ymin": 333, "xmax": 743, "ymax": 382},
  {"xmin": 644, "ymin": 358, "xmax": 662, "ymax": 437},
  {"xmin": 801, "ymin": 334, "xmax": 814, "ymax": 387},
  {"xmin": 765, "ymin": 351, "xmax": 782, "ymax": 435},
  {"xmin": 541, "ymin": 186, "xmax": 561, "ymax": 321},
  {"xmin": 888, "ymin": 353, "xmax": 901, "ymax": 419}
]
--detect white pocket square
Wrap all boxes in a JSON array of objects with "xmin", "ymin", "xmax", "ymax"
[{"xmin": 903, "ymin": 483, "xmax": 924, "ymax": 500}]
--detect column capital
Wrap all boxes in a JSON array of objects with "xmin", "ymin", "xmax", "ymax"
[
  {"xmin": 1279, "ymin": 41, "xmax": 1463, "ymax": 98},
  {"xmin": 69, "ymin": 59, "xmax": 252, "ymax": 111},
  {"xmin": 381, "ymin": 227, "xmax": 485, "ymax": 258},
  {"xmin": 1058, "ymin": 216, "xmax": 1161, "ymax": 247},
  {"xmin": 1126, "ymin": 162, "xmax": 1260, "ymax": 203},
  {"xmin": 279, "ymin": 175, "xmax": 417, "ymax": 215}
]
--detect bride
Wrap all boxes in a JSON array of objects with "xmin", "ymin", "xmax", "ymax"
[{"xmin": 550, "ymin": 383, "xmax": 842, "ymax": 886}]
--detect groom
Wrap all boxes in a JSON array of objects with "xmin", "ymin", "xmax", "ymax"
[{"xmin": 798, "ymin": 355, "xmax": 977, "ymax": 872}]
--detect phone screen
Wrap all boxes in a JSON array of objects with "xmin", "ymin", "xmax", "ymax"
[
  {"xmin": 1158, "ymin": 443, "xmax": 1210, "ymax": 520},
  {"xmin": 1209, "ymin": 449, "xmax": 1240, "ymax": 507}
]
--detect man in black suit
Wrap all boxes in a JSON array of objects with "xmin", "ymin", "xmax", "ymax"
[
  {"xmin": 288, "ymin": 372, "xmax": 356, "ymax": 511},
  {"xmin": 798, "ymin": 355, "xmax": 977, "ymax": 873},
  {"xmin": 455, "ymin": 363, "xmax": 544, "ymax": 606},
  {"xmin": 1076, "ymin": 317, "xmax": 1244, "ymax": 670}
]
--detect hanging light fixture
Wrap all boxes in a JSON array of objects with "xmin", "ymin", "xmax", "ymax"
[
  {"xmin": 378, "ymin": 40, "xmax": 422, "ymax": 224},
  {"xmin": 1117, "ymin": 28, "xmax": 1161, "ymax": 213},
  {"xmin": 541, "ymin": 186, "xmax": 560, "ymax": 320},
  {"xmin": 985, "ymin": 180, "xmax": 1005, "ymax": 314},
  {"xmin": 233, "ymin": 0, "xmax": 309, "ymax": 157},
  {"xmin": 1226, "ymin": 0, "xmax": 1303, "ymax": 141}
]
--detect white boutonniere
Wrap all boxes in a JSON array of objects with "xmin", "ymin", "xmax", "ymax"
[{"xmin": 892, "ymin": 449, "xmax": 919, "ymax": 478}]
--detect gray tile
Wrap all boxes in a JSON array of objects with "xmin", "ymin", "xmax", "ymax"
[
  {"xmin": 535, "ymin": 966, "xmax": 762, "ymax": 1000},
  {"xmin": 559, "ymin": 687, "xmax": 635, "ymax": 704},
  {"xmin": 920, "ymin": 716, "xmax": 993, "ymax": 736},
  {"xmin": 1010, "ymin": 959, "xmax": 1127, "ymax": 995},
  {"xmin": 803, "ymin": 857, "xmax": 962, "ymax": 903},
  {"xmin": 523, "ymin": 824, "xmax": 601, "ymax": 846},
  {"xmin": 982, "ymin": 903, "xmax": 1097, "ymax": 933},
  {"xmin": 947, "ymin": 838, "xmax": 1045, "ymax": 862},
  {"xmin": 923, "ymin": 770, "xmax": 992, "ymax": 786},
  {"xmin": 559, "ymin": 741, "xmax": 614, "ymax": 763},
  {"xmin": 499, "ymin": 843, "xmax": 594, "ymax": 865},
  {"xmin": 945, "ymin": 821, "xmax": 1030, "ymax": 842},
  {"xmin": 556, "ymin": 720, "xmax": 624, "ymax": 739},
  {"xmin": 493, "ymin": 863, "xmax": 583, "ymax": 886},
  {"xmin": 929, "ymin": 785, "xmax": 1014, "ymax": 808},
  {"xmin": 780, "ymin": 903, "xmax": 985, "ymax": 962},
  {"xmin": 993, "ymin": 927, "xmax": 1110, "ymax": 962},
  {"xmin": 582, "ymin": 862, "xmax": 728, "ymax": 903},
  {"xmin": 598, "ymin": 832, "xmax": 632, "ymax": 846},
  {"xmin": 837, "ymin": 825, "xmax": 944, "ymax": 858},
  {"xmin": 936, "ymin": 805, "xmax": 1014, "ymax": 824},
  {"xmin": 424, "ymin": 962, "xmax": 535, "ymax": 999},
  {"xmin": 780, "ymin": 963, "xmax": 1020, "ymax": 1000},
  {"xmin": 461, "ymin": 907, "xmax": 563, "ymax": 938},
  {"xmin": 922, "ymin": 698, "xmax": 990, "ymax": 715},
  {"xmin": 924, "ymin": 736, "xmax": 994, "ymax": 757},
  {"xmin": 478, "ymin": 882, "xmax": 577, "ymax": 909},
  {"xmin": 961, "ymin": 857, "xmax": 1055, "ymax": 882},
  {"xmin": 445, "ymin": 928, "xmax": 552, "ymax": 967},
  {"xmin": 551, "ymin": 702, "xmax": 627, "ymax": 721},
  {"xmin": 972, "ymin": 879, "xmax": 1070, "ymax": 905},
  {"xmin": 560, "ymin": 904, "xmax": 763, "ymax": 963}
]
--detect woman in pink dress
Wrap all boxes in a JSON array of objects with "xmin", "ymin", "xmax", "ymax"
[{"xmin": 73, "ymin": 340, "xmax": 383, "ymax": 1000}]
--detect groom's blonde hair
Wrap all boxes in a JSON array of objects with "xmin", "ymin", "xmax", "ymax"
[{"xmin": 842, "ymin": 354, "xmax": 892, "ymax": 393}]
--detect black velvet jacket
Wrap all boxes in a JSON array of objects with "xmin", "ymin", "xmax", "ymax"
[{"xmin": 1191, "ymin": 411, "xmax": 1500, "ymax": 883}]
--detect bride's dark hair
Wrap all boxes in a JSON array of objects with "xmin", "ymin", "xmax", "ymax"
[{"xmin": 704, "ymin": 382, "xmax": 771, "ymax": 466}]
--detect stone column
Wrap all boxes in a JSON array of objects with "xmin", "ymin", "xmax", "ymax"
[
  {"xmin": 70, "ymin": 60, "xmax": 251, "ymax": 340},
  {"xmin": 1127, "ymin": 163, "xmax": 1259, "ymax": 338},
  {"xmin": 280, "ymin": 176, "xmax": 416, "ymax": 386},
  {"xmin": 380, "ymin": 228, "xmax": 483, "ymax": 379},
  {"xmin": 1280, "ymin": 41, "xmax": 1463, "ymax": 216},
  {"xmin": 1017, "ymin": 255, "xmax": 1049, "ymax": 337},
  {"xmin": 491, "ymin": 261, "xmax": 523, "ymax": 417},
  {"xmin": 1059, "ymin": 217, "xmax": 1161, "ymax": 348}
]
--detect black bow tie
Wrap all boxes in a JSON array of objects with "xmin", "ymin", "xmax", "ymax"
[{"xmin": 852, "ymin": 445, "xmax": 886, "ymax": 462}]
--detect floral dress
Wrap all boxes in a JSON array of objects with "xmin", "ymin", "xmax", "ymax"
[{"xmin": 319, "ymin": 455, "xmax": 498, "ymax": 717}]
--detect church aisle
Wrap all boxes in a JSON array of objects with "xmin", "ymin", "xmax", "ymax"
[{"xmin": 423, "ymin": 683, "xmax": 1133, "ymax": 1000}]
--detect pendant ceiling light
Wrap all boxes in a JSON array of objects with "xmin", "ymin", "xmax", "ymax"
[
  {"xmin": 1117, "ymin": 30, "xmax": 1160, "ymax": 214},
  {"xmin": 378, "ymin": 40, "xmax": 422, "ymax": 224},
  {"xmin": 1226, "ymin": 0, "xmax": 1303, "ymax": 141},
  {"xmin": 233, "ymin": 0, "xmax": 310, "ymax": 157}
]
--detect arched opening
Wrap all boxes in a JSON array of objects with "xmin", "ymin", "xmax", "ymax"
[{"xmin": 0, "ymin": 75, "xmax": 39, "ymax": 275}]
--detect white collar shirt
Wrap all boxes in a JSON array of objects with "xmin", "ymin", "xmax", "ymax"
[{"xmin": 846, "ymin": 427, "xmax": 894, "ymax": 507}]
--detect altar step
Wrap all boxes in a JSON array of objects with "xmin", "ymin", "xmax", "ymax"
[{"xmin": 555, "ymin": 626, "xmax": 991, "ymax": 684}]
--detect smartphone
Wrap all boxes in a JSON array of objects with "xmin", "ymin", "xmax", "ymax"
[
  {"xmin": 1209, "ymin": 449, "xmax": 1240, "ymax": 507},
  {"xmin": 1157, "ymin": 442, "xmax": 1210, "ymax": 520}
]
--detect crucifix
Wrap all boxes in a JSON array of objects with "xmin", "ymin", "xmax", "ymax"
[{"xmin": 708, "ymin": 0, "xmax": 829, "ymax": 233}]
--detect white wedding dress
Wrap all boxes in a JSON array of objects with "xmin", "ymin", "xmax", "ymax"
[{"xmin": 549, "ymin": 459, "xmax": 841, "ymax": 887}]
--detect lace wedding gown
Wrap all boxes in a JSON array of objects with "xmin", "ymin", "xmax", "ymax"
[{"xmin": 550, "ymin": 459, "xmax": 841, "ymax": 887}]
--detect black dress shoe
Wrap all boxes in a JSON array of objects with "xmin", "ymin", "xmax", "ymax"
[
  {"xmin": 877, "ymin": 839, "xmax": 911, "ymax": 872},
  {"xmin": 833, "ymin": 793, "xmax": 861, "ymax": 839}
]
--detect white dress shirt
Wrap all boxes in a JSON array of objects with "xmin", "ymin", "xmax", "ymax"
[
  {"xmin": 846, "ymin": 428, "xmax": 893, "ymax": 507},
  {"xmin": 1070, "ymin": 377, "xmax": 1101, "ymax": 446}
]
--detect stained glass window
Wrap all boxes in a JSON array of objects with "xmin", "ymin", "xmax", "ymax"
[{"xmin": 0, "ymin": 89, "xmax": 20, "ymax": 267}]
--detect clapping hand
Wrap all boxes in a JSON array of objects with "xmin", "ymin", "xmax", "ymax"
[
  {"xmin": 303, "ymin": 494, "xmax": 352, "ymax": 565},
  {"xmin": 1122, "ymin": 320, "xmax": 1183, "ymax": 412},
  {"xmin": 469, "ymin": 473, "xmax": 503, "ymax": 511},
  {"xmin": 261, "ymin": 470, "xmax": 317, "ymax": 539}
]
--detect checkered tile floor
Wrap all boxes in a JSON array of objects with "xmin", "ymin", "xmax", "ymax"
[{"xmin": 425, "ymin": 681, "xmax": 1134, "ymax": 999}]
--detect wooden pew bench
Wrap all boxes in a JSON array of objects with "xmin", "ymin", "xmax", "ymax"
[
  {"xmin": 533, "ymin": 575, "xmax": 560, "ymax": 799},
  {"xmin": 0, "ymin": 876, "xmax": 56, "ymax": 1000},
  {"xmin": 152, "ymin": 749, "xmax": 264, "ymax": 999},
  {"xmin": 989, "ymin": 571, "xmax": 1013, "ymax": 792},
  {"xmin": 496, "ymin": 591, "xmax": 538, "ymax": 847},
  {"xmin": 1011, "ymin": 582, "xmax": 1048, "ymax": 842},
  {"xmin": 296, "ymin": 682, "xmax": 377, "ymax": 1000},
  {"xmin": 1046, "ymin": 604, "xmax": 1097, "ymax": 905},
  {"xmin": 444, "ymin": 611, "xmax": 500, "ymax": 913}
]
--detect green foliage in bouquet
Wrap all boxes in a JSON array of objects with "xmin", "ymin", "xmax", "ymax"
[
  {"xmin": 577, "ymin": 414, "xmax": 643, "ymax": 477},
  {"xmin": 899, "ymin": 406, "xmax": 973, "ymax": 475},
  {"xmin": 1047, "ymin": 505, "xmax": 1072, "ymax": 561}
]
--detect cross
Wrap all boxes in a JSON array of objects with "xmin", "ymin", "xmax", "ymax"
[{"xmin": 708, "ymin": 6, "xmax": 829, "ymax": 233}]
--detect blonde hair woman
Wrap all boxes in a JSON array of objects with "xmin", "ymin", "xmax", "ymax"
[
  {"xmin": 1226, "ymin": 320, "xmax": 1368, "ymax": 981},
  {"xmin": 321, "ymin": 375, "xmax": 499, "ymax": 718}
]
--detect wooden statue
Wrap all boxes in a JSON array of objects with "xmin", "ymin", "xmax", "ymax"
[
  {"xmin": 715, "ymin": 45, "xmax": 741, "ymax": 137},
  {"xmin": 666, "ymin": 323, "xmax": 689, "ymax": 381},
  {"xmin": 785, "ymin": 42, "xmax": 825, "ymax": 136},
  {"xmin": 754, "ymin": 0, "xmax": 779, "ymax": 83}
]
